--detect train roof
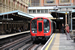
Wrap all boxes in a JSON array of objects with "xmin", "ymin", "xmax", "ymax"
[
  {"xmin": 33, "ymin": 17, "xmax": 48, "ymax": 19},
  {"xmin": 32, "ymin": 17, "xmax": 52, "ymax": 22},
  {"xmin": 32, "ymin": 17, "xmax": 52, "ymax": 20}
]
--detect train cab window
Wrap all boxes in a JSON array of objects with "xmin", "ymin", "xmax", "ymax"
[
  {"xmin": 44, "ymin": 19, "xmax": 50, "ymax": 33},
  {"xmin": 31, "ymin": 20, "xmax": 37, "ymax": 33},
  {"xmin": 38, "ymin": 23, "xmax": 42, "ymax": 31}
]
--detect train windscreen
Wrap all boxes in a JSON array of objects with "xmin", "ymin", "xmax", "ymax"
[
  {"xmin": 44, "ymin": 19, "xmax": 50, "ymax": 33},
  {"xmin": 38, "ymin": 23, "xmax": 42, "ymax": 31},
  {"xmin": 31, "ymin": 19, "xmax": 37, "ymax": 33}
]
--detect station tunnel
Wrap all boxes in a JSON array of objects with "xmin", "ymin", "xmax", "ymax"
[{"xmin": 51, "ymin": 12, "xmax": 66, "ymax": 33}]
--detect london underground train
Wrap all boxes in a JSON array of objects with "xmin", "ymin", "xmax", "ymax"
[{"xmin": 30, "ymin": 17, "xmax": 54, "ymax": 41}]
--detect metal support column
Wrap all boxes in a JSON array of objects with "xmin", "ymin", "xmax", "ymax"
[
  {"xmin": 2, "ymin": 15, "xmax": 4, "ymax": 34},
  {"xmin": 65, "ymin": 12, "xmax": 67, "ymax": 24},
  {"xmin": 7, "ymin": 15, "xmax": 8, "ymax": 29},
  {"xmin": 71, "ymin": 11, "xmax": 72, "ymax": 31},
  {"xmin": 7, "ymin": 14, "xmax": 8, "ymax": 19}
]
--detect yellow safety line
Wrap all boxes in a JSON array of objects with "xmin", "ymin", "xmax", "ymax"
[
  {"xmin": 51, "ymin": 34, "xmax": 60, "ymax": 50},
  {"xmin": 45, "ymin": 34, "xmax": 55, "ymax": 50}
]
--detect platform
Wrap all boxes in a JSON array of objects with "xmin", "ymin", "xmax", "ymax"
[
  {"xmin": 42, "ymin": 33, "xmax": 75, "ymax": 50},
  {"xmin": 0, "ymin": 30, "xmax": 30, "ymax": 39}
]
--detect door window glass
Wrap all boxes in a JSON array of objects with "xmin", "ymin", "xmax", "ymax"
[
  {"xmin": 44, "ymin": 19, "xmax": 50, "ymax": 33},
  {"xmin": 38, "ymin": 23, "xmax": 42, "ymax": 31}
]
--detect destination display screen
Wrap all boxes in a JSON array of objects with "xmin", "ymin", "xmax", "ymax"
[{"xmin": 37, "ymin": 18, "xmax": 43, "ymax": 20}]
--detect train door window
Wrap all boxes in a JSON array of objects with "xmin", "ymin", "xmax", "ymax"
[
  {"xmin": 44, "ymin": 19, "xmax": 50, "ymax": 33},
  {"xmin": 38, "ymin": 23, "xmax": 42, "ymax": 31},
  {"xmin": 31, "ymin": 19, "xmax": 37, "ymax": 33}
]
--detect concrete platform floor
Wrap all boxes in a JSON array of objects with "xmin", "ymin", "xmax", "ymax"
[{"xmin": 42, "ymin": 33, "xmax": 75, "ymax": 50}]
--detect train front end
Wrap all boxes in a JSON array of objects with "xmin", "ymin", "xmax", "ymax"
[{"xmin": 30, "ymin": 17, "xmax": 52, "ymax": 41}]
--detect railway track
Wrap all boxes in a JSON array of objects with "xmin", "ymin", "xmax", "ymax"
[
  {"xmin": 0, "ymin": 35, "xmax": 45, "ymax": 50},
  {"xmin": 18, "ymin": 43, "xmax": 43, "ymax": 50},
  {"xmin": 0, "ymin": 35, "xmax": 31, "ymax": 50},
  {"xmin": 0, "ymin": 39, "xmax": 44, "ymax": 50},
  {"xmin": 29, "ymin": 43, "xmax": 43, "ymax": 50},
  {"xmin": 7, "ymin": 41, "xmax": 43, "ymax": 50},
  {"xmin": 0, "ymin": 33, "xmax": 30, "ymax": 47}
]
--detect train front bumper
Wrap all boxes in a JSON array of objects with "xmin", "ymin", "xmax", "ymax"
[{"xmin": 31, "ymin": 36, "xmax": 50, "ymax": 41}]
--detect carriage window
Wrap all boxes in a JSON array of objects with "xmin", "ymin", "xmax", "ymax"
[
  {"xmin": 31, "ymin": 20, "xmax": 37, "ymax": 33},
  {"xmin": 44, "ymin": 19, "xmax": 50, "ymax": 33},
  {"xmin": 38, "ymin": 23, "xmax": 42, "ymax": 31}
]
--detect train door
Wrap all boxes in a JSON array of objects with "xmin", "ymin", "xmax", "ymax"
[{"xmin": 37, "ymin": 20, "xmax": 44, "ymax": 36}]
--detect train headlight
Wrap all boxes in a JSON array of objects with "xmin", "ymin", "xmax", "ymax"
[
  {"xmin": 46, "ymin": 31, "xmax": 49, "ymax": 33},
  {"xmin": 32, "ymin": 31, "xmax": 34, "ymax": 33}
]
